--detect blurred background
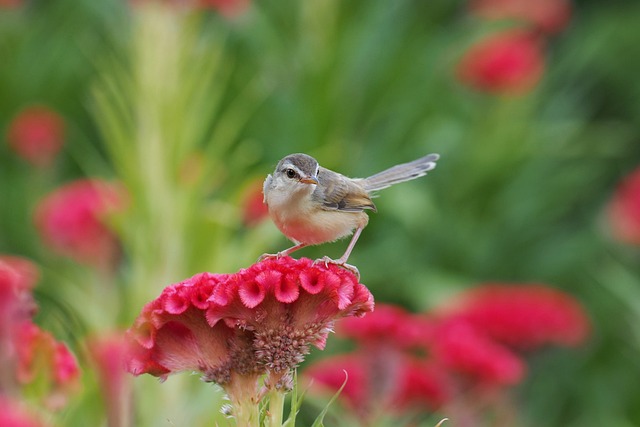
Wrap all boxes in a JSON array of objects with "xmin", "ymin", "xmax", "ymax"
[{"xmin": 1, "ymin": 0, "xmax": 640, "ymax": 426}]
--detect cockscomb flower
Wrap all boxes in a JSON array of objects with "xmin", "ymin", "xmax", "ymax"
[
  {"xmin": 431, "ymin": 318, "xmax": 525, "ymax": 386},
  {"xmin": 87, "ymin": 333, "xmax": 131, "ymax": 427},
  {"xmin": 5, "ymin": 105, "xmax": 65, "ymax": 168},
  {"xmin": 15, "ymin": 321, "xmax": 81, "ymax": 411},
  {"xmin": 339, "ymin": 303, "xmax": 433, "ymax": 349},
  {"xmin": 468, "ymin": 0, "xmax": 572, "ymax": 35},
  {"xmin": 457, "ymin": 29, "xmax": 545, "ymax": 95},
  {"xmin": 439, "ymin": 284, "xmax": 590, "ymax": 350},
  {"xmin": 126, "ymin": 257, "xmax": 373, "ymax": 418},
  {"xmin": 241, "ymin": 179, "xmax": 270, "ymax": 228},
  {"xmin": 608, "ymin": 167, "xmax": 640, "ymax": 245},
  {"xmin": 305, "ymin": 352, "xmax": 451, "ymax": 421},
  {"xmin": 0, "ymin": 397, "xmax": 46, "ymax": 427},
  {"xmin": 130, "ymin": 0, "xmax": 249, "ymax": 16},
  {"xmin": 34, "ymin": 179, "xmax": 126, "ymax": 269},
  {"xmin": 0, "ymin": 255, "xmax": 39, "ymax": 387}
]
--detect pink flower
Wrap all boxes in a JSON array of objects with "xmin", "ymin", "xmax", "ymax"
[
  {"xmin": 442, "ymin": 284, "xmax": 590, "ymax": 350},
  {"xmin": 338, "ymin": 303, "xmax": 433, "ymax": 349},
  {"xmin": 431, "ymin": 318, "xmax": 525, "ymax": 386},
  {"xmin": 457, "ymin": 29, "xmax": 545, "ymax": 95},
  {"xmin": 198, "ymin": 0, "xmax": 249, "ymax": 16},
  {"xmin": 34, "ymin": 179, "xmax": 126, "ymax": 269},
  {"xmin": 241, "ymin": 180, "xmax": 269, "ymax": 228},
  {"xmin": 15, "ymin": 321, "xmax": 81, "ymax": 411},
  {"xmin": 87, "ymin": 333, "xmax": 131, "ymax": 427},
  {"xmin": 130, "ymin": 0, "xmax": 249, "ymax": 15},
  {"xmin": 0, "ymin": 256, "xmax": 39, "ymax": 380},
  {"xmin": 469, "ymin": 0, "xmax": 572, "ymax": 35},
  {"xmin": 126, "ymin": 257, "xmax": 373, "ymax": 402},
  {"xmin": 608, "ymin": 167, "xmax": 640, "ymax": 245},
  {"xmin": 306, "ymin": 304, "xmax": 451, "ymax": 421},
  {"xmin": 5, "ymin": 105, "xmax": 65, "ymax": 168},
  {"xmin": 0, "ymin": 397, "xmax": 46, "ymax": 427},
  {"xmin": 305, "ymin": 352, "xmax": 451, "ymax": 420}
]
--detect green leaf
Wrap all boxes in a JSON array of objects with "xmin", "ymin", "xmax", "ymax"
[{"xmin": 310, "ymin": 370, "xmax": 348, "ymax": 427}]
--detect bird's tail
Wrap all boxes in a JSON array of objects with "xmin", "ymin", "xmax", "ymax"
[{"xmin": 361, "ymin": 153, "xmax": 439, "ymax": 192}]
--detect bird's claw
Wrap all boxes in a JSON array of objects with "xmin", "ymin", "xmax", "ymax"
[
  {"xmin": 313, "ymin": 256, "xmax": 360, "ymax": 280},
  {"xmin": 258, "ymin": 252, "xmax": 280, "ymax": 262}
]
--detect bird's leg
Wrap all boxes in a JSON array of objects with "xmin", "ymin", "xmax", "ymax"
[
  {"xmin": 258, "ymin": 242, "xmax": 308, "ymax": 262},
  {"xmin": 316, "ymin": 226, "xmax": 364, "ymax": 280}
]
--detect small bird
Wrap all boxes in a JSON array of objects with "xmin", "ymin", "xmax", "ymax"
[{"xmin": 261, "ymin": 152, "xmax": 439, "ymax": 276}]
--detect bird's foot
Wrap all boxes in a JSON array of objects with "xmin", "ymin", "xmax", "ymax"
[
  {"xmin": 258, "ymin": 252, "xmax": 281, "ymax": 262},
  {"xmin": 314, "ymin": 256, "xmax": 360, "ymax": 280}
]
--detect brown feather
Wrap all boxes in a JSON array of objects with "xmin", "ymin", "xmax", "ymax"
[{"xmin": 314, "ymin": 167, "xmax": 377, "ymax": 212}]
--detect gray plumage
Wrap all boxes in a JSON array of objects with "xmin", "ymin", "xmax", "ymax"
[{"xmin": 361, "ymin": 153, "xmax": 439, "ymax": 192}]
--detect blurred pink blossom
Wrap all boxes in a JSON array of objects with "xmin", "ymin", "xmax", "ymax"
[
  {"xmin": 457, "ymin": 29, "xmax": 545, "ymax": 95},
  {"xmin": 306, "ymin": 353, "xmax": 451, "ymax": 420},
  {"xmin": 431, "ymin": 318, "xmax": 525, "ymax": 386},
  {"xmin": 440, "ymin": 284, "xmax": 590, "ymax": 349},
  {"xmin": 0, "ymin": 256, "xmax": 39, "ymax": 390},
  {"xmin": 469, "ymin": 0, "xmax": 572, "ymax": 34},
  {"xmin": 87, "ymin": 333, "xmax": 131, "ymax": 427},
  {"xmin": 0, "ymin": 397, "xmax": 46, "ymax": 427},
  {"xmin": 241, "ymin": 179, "xmax": 269, "ymax": 228},
  {"xmin": 34, "ymin": 179, "xmax": 126, "ymax": 269},
  {"xmin": 130, "ymin": 0, "xmax": 249, "ymax": 15},
  {"xmin": 6, "ymin": 105, "xmax": 65, "ymax": 168},
  {"xmin": 608, "ymin": 167, "xmax": 640, "ymax": 245},
  {"xmin": 15, "ymin": 321, "xmax": 81, "ymax": 411}
]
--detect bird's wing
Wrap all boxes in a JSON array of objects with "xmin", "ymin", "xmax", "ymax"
[{"xmin": 314, "ymin": 167, "xmax": 377, "ymax": 212}]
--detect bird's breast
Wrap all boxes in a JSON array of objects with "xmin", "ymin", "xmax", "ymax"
[{"xmin": 267, "ymin": 193, "xmax": 364, "ymax": 245}]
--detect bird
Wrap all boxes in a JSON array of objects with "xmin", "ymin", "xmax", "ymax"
[{"xmin": 261, "ymin": 152, "xmax": 439, "ymax": 277}]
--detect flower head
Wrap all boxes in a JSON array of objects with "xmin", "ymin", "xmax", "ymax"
[
  {"xmin": 339, "ymin": 303, "xmax": 433, "ymax": 349},
  {"xmin": 431, "ymin": 318, "xmax": 525, "ymax": 386},
  {"xmin": 440, "ymin": 284, "xmax": 590, "ymax": 350},
  {"xmin": 241, "ymin": 179, "xmax": 269, "ymax": 228},
  {"xmin": 469, "ymin": 0, "xmax": 572, "ymax": 34},
  {"xmin": 15, "ymin": 321, "xmax": 81, "ymax": 411},
  {"xmin": 6, "ymin": 105, "xmax": 65, "ymax": 168},
  {"xmin": 0, "ymin": 397, "xmax": 46, "ymax": 427},
  {"xmin": 87, "ymin": 333, "xmax": 131, "ymax": 427},
  {"xmin": 457, "ymin": 29, "xmax": 545, "ymax": 95},
  {"xmin": 608, "ymin": 167, "xmax": 640, "ymax": 245},
  {"xmin": 34, "ymin": 179, "xmax": 126, "ymax": 269},
  {"xmin": 0, "ymin": 256, "xmax": 39, "ymax": 358},
  {"xmin": 305, "ymin": 352, "xmax": 452, "ymax": 420},
  {"xmin": 126, "ymin": 257, "xmax": 373, "ymax": 397}
]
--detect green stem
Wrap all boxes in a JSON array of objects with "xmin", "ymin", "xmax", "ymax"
[{"xmin": 267, "ymin": 390, "xmax": 285, "ymax": 427}]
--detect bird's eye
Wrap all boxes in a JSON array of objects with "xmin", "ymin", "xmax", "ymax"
[{"xmin": 285, "ymin": 169, "xmax": 297, "ymax": 179}]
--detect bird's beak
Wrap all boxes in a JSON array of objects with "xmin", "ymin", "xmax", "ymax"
[{"xmin": 300, "ymin": 176, "xmax": 319, "ymax": 185}]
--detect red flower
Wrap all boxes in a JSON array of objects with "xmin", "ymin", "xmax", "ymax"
[
  {"xmin": 34, "ymin": 179, "xmax": 126, "ymax": 269},
  {"xmin": 431, "ymin": 319, "xmax": 525, "ymax": 386},
  {"xmin": 0, "ymin": 256, "xmax": 38, "ymax": 356},
  {"xmin": 457, "ymin": 29, "xmax": 545, "ymax": 95},
  {"xmin": 442, "ymin": 284, "xmax": 590, "ymax": 350},
  {"xmin": 15, "ymin": 321, "xmax": 81, "ymax": 411},
  {"xmin": 469, "ymin": 0, "xmax": 572, "ymax": 35},
  {"xmin": 241, "ymin": 179, "xmax": 269, "ymax": 228},
  {"xmin": 126, "ymin": 257, "xmax": 373, "ymax": 401},
  {"xmin": 305, "ymin": 352, "xmax": 451, "ymax": 420},
  {"xmin": 339, "ymin": 303, "xmax": 433, "ymax": 349},
  {"xmin": 87, "ymin": 333, "xmax": 131, "ymax": 427},
  {"xmin": 6, "ymin": 105, "xmax": 65, "ymax": 168},
  {"xmin": 198, "ymin": 0, "xmax": 249, "ymax": 16},
  {"xmin": 608, "ymin": 167, "xmax": 640, "ymax": 245},
  {"xmin": 0, "ymin": 397, "xmax": 46, "ymax": 427},
  {"xmin": 130, "ymin": 0, "xmax": 249, "ymax": 15}
]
